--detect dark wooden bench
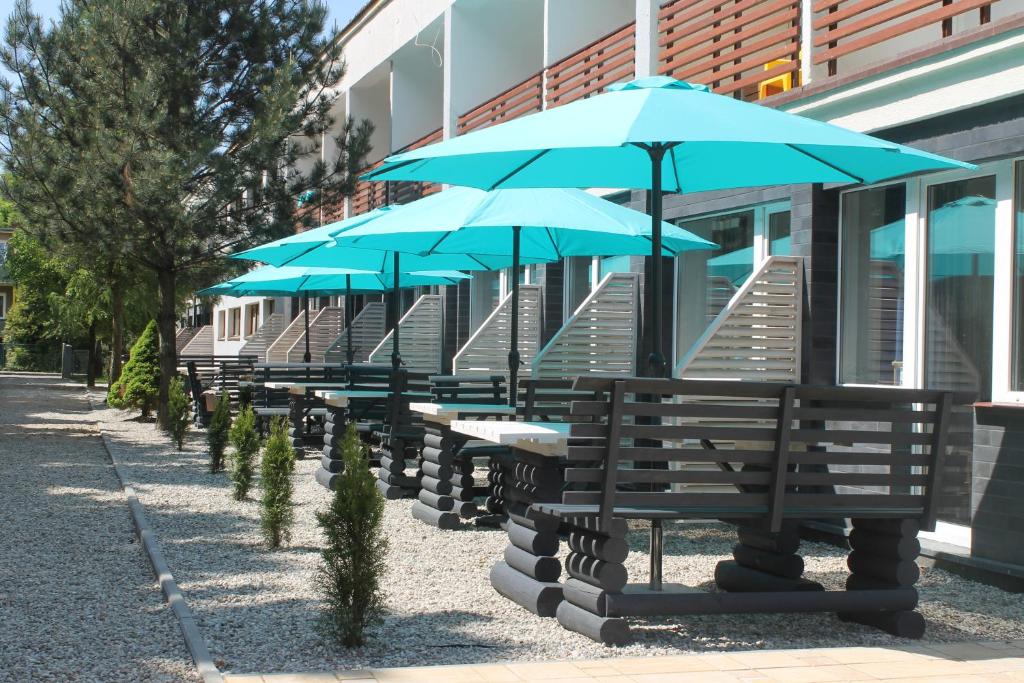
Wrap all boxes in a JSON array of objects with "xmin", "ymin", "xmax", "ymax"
[
  {"xmin": 251, "ymin": 363, "xmax": 346, "ymax": 446},
  {"xmin": 527, "ymin": 377, "xmax": 964, "ymax": 645},
  {"xmin": 410, "ymin": 374, "xmax": 513, "ymax": 529},
  {"xmin": 183, "ymin": 356, "xmax": 257, "ymax": 425}
]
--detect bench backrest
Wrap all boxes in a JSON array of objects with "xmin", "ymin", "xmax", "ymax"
[
  {"xmin": 254, "ymin": 363, "xmax": 347, "ymax": 407},
  {"xmin": 517, "ymin": 378, "xmax": 607, "ymax": 422},
  {"xmin": 566, "ymin": 377, "xmax": 959, "ymax": 533},
  {"xmin": 429, "ymin": 374, "xmax": 506, "ymax": 405}
]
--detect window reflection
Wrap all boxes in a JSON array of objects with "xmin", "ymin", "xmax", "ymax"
[{"xmin": 1014, "ymin": 162, "xmax": 1024, "ymax": 391}]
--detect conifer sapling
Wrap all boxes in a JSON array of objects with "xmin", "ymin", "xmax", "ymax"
[
  {"xmin": 229, "ymin": 405, "xmax": 259, "ymax": 500},
  {"xmin": 208, "ymin": 392, "xmax": 231, "ymax": 473},
  {"xmin": 260, "ymin": 417, "xmax": 295, "ymax": 548}
]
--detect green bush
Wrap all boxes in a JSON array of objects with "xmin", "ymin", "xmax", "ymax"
[
  {"xmin": 260, "ymin": 417, "xmax": 295, "ymax": 548},
  {"xmin": 207, "ymin": 392, "xmax": 231, "ymax": 473},
  {"xmin": 229, "ymin": 405, "xmax": 259, "ymax": 500},
  {"xmin": 165, "ymin": 376, "xmax": 191, "ymax": 450},
  {"xmin": 316, "ymin": 423, "xmax": 387, "ymax": 646},
  {"xmin": 108, "ymin": 320, "xmax": 160, "ymax": 417}
]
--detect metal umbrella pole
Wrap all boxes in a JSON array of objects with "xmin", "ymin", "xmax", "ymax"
[
  {"xmin": 507, "ymin": 225, "xmax": 522, "ymax": 406},
  {"xmin": 302, "ymin": 292, "xmax": 312, "ymax": 364},
  {"xmin": 344, "ymin": 275, "xmax": 354, "ymax": 365},
  {"xmin": 391, "ymin": 251, "xmax": 402, "ymax": 371}
]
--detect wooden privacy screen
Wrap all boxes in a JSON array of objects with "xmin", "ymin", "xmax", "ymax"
[
  {"xmin": 545, "ymin": 23, "xmax": 637, "ymax": 108},
  {"xmin": 368, "ymin": 294, "xmax": 444, "ymax": 373},
  {"xmin": 454, "ymin": 284, "xmax": 542, "ymax": 380},
  {"xmin": 323, "ymin": 302, "xmax": 388, "ymax": 364},
  {"xmin": 458, "ymin": 72, "xmax": 543, "ymax": 135}
]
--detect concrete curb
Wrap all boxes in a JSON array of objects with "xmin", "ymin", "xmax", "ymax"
[{"xmin": 88, "ymin": 394, "xmax": 223, "ymax": 683}]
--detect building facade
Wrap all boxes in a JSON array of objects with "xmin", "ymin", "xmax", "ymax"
[{"xmin": 208, "ymin": 0, "xmax": 1024, "ymax": 572}]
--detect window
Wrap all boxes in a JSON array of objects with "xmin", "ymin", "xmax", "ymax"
[
  {"xmin": 1013, "ymin": 161, "xmax": 1024, "ymax": 391},
  {"xmin": 768, "ymin": 210, "xmax": 791, "ymax": 255},
  {"xmin": 599, "ymin": 255, "xmax": 632, "ymax": 280},
  {"xmin": 245, "ymin": 304, "xmax": 259, "ymax": 337},
  {"xmin": 839, "ymin": 184, "xmax": 907, "ymax": 385},
  {"xmin": 0, "ymin": 240, "xmax": 7, "ymax": 265},
  {"xmin": 228, "ymin": 307, "xmax": 241, "ymax": 339},
  {"xmin": 470, "ymin": 270, "xmax": 500, "ymax": 330},
  {"xmin": 924, "ymin": 176, "xmax": 996, "ymax": 401},
  {"xmin": 217, "ymin": 310, "xmax": 226, "ymax": 340},
  {"xmin": 564, "ymin": 257, "xmax": 592, "ymax": 319},
  {"xmin": 264, "ymin": 299, "xmax": 276, "ymax": 317},
  {"xmin": 0, "ymin": 291, "xmax": 7, "ymax": 319}
]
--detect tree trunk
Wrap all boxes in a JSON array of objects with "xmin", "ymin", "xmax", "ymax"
[
  {"xmin": 86, "ymin": 320, "xmax": 98, "ymax": 388},
  {"xmin": 110, "ymin": 281, "xmax": 125, "ymax": 383},
  {"xmin": 156, "ymin": 266, "xmax": 178, "ymax": 430}
]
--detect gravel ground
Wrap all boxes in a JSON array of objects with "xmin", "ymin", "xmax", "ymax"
[
  {"xmin": 0, "ymin": 374, "xmax": 197, "ymax": 683},
  {"xmin": 87, "ymin": 389, "xmax": 1024, "ymax": 676}
]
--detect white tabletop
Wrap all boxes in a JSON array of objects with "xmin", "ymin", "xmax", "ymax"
[
  {"xmin": 449, "ymin": 420, "xmax": 570, "ymax": 457},
  {"xmin": 262, "ymin": 381, "xmax": 349, "ymax": 394},
  {"xmin": 315, "ymin": 389, "xmax": 391, "ymax": 407},
  {"xmin": 410, "ymin": 402, "xmax": 517, "ymax": 424}
]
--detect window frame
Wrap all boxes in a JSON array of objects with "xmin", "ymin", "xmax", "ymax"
[
  {"xmin": 217, "ymin": 309, "xmax": 226, "ymax": 341},
  {"xmin": 0, "ymin": 291, "xmax": 7, "ymax": 319},
  {"xmin": 228, "ymin": 307, "xmax": 241, "ymax": 340}
]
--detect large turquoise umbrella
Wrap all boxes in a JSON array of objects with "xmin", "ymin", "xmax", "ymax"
[
  {"xmin": 363, "ymin": 76, "xmax": 974, "ymax": 375},
  {"xmin": 198, "ymin": 266, "xmax": 469, "ymax": 363},
  {"xmin": 339, "ymin": 186, "xmax": 716, "ymax": 401}
]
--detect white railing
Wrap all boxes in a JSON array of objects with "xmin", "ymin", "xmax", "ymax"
[
  {"xmin": 324, "ymin": 302, "xmax": 388, "ymax": 364},
  {"xmin": 532, "ymin": 272, "xmax": 640, "ymax": 380},
  {"xmin": 238, "ymin": 313, "xmax": 285, "ymax": 362},
  {"xmin": 454, "ymin": 285, "xmax": 542, "ymax": 379},
  {"xmin": 368, "ymin": 295, "xmax": 444, "ymax": 373},
  {"xmin": 674, "ymin": 256, "xmax": 803, "ymax": 382},
  {"xmin": 285, "ymin": 306, "xmax": 345, "ymax": 363}
]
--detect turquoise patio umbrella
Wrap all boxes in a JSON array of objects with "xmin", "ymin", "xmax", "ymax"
[
  {"xmin": 339, "ymin": 186, "xmax": 716, "ymax": 401},
  {"xmin": 199, "ymin": 265, "xmax": 469, "ymax": 363},
  {"xmin": 363, "ymin": 76, "xmax": 975, "ymax": 375}
]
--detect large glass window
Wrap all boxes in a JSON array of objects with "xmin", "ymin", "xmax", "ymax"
[
  {"xmin": 839, "ymin": 184, "xmax": 907, "ymax": 385},
  {"xmin": 1014, "ymin": 162, "xmax": 1024, "ymax": 391},
  {"xmin": 564, "ymin": 256, "xmax": 591, "ymax": 319},
  {"xmin": 768, "ymin": 210, "xmax": 791, "ymax": 255},
  {"xmin": 924, "ymin": 176, "xmax": 996, "ymax": 401},
  {"xmin": 674, "ymin": 209, "xmax": 755, "ymax": 360},
  {"xmin": 469, "ymin": 270, "xmax": 500, "ymax": 330}
]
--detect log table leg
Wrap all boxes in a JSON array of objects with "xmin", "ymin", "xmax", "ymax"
[
  {"xmin": 315, "ymin": 403, "xmax": 350, "ymax": 491},
  {"xmin": 715, "ymin": 521, "xmax": 822, "ymax": 593},
  {"xmin": 374, "ymin": 419, "xmax": 422, "ymax": 501},
  {"xmin": 287, "ymin": 392, "xmax": 305, "ymax": 453},
  {"xmin": 412, "ymin": 422, "xmax": 475, "ymax": 528},
  {"xmin": 490, "ymin": 448, "xmax": 565, "ymax": 617},
  {"xmin": 839, "ymin": 518, "xmax": 925, "ymax": 638}
]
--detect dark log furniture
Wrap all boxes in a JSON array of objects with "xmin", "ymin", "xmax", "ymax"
[
  {"xmin": 529, "ymin": 377, "xmax": 962, "ymax": 645},
  {"xmin": 182, "ymin": 355, "xmax": 256, "ymax": 425},
  {"xmin": 251, "ymin": 363, "xmax": 346, "ymax": 447}
]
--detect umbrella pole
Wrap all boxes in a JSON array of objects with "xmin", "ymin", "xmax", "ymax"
[
  {"xmin": 302, "ymin": 293, "xmax": 311, "ymax": 364},
  {"xmin": 508, "ymin": 226, "xmax": 521, "ymax": 407},
  {"xmin": 391, "ymin": 252, "xmax": 401, "ymax": 371},
  {"xmin": 647, "ymin": 145, "xmax": 667, "ymax": 378},
  {"xmin": 345, "ymin": 275, "xmax": 354, "ymax": 365}
]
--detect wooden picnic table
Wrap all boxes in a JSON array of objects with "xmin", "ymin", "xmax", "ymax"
[{"xmin": 449, "ymin": 420, "xmax": 570, "ymax": 457}]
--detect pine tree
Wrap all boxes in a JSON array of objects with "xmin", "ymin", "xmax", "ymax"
[
  {"xmin": 208, "ymin": 393, "xmax": 232, "ymax": 473},
  {"xmin": 166, "ymin": 376, "xmax": 191, "ymax": 450},
  {"xmin": 1, "ymin": 0, "xmax": 372, "ymax": 428},
  {"xmin": 261, "ymin": 417, "xmax": 295, "ymax": 548},
  {"xmin": 108, "ymin": 320, "xmax": 160, "ymax": 418},
  {"xmin": 316, "ymin": 423, "xmax": 387, "ymax": 646},
  {"xmin": 229, "ymin": 405, "xmax": 259, "ymax": 500}
]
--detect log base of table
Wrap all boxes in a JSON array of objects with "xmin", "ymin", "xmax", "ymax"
[
  {"xmin": 412, "ymin": 424, "xmax": 479, "ymax": 529},
  {"xmin": 490, "ymin": 561, "xmax": 563, "ymax": 617}
]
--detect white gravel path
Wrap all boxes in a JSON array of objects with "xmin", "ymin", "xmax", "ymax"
[
  {"xmin": 87, "ymin": 390, "xmax": 1024, "ymax": 676},
  {"xmin": 0, "ymin": 374, "xmax": 197, "ymax": 683}
]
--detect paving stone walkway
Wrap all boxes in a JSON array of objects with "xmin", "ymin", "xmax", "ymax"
[
  {"xmin": 225, "ymin": 640, "xmax": 1024, "ymax": 682},
  {"xmin": 0, "ymin": 373, "xmax": 196, "ymax": 683}
]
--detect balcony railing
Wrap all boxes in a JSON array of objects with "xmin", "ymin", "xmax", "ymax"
[
  {"xmin": 545, "ymin": 22, "xmax": 636, "ymax": 108},
  {"xmin": 392, "ymin": 127, "xmax": 444, "ymax": 202},
  {"xmin": 812, "ymin": 0, "xmax": 998, "ymax": 77},
  {"xmin": 351, "ymin": 160, "xmax": 387, "ymax": 216},
  {"xmin": 457, "ymin": 72, "xmax": 543, "ymax": 134},
  {"xmin": 658, "ymin": 0, "xmax": 801, "ymax": 101}
]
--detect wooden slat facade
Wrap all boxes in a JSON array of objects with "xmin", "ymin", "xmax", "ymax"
[
  {"xmin": 658, "ymin": 0, "xmax": 801, "ymax": 101},
  {"xmin": 350, "ymin": 159, "xmax": 387, "ymax": 216},
  {"xmin": 545, "ymin": 22, "xmax": 637, "ymax": 108},
  {"xmin": 453, "ymin": 284, "xmax": 542, "ymax": 379},
  {"xmin": 283, "ymin": 306, "xmax": 346, "ymax": 363},
  {"xmin": 265, "ymin": 311, "xmax": 309, "ymax": 363},
  {"xmin": 533, "ymin": 272, "xmax": 640, "ymax": 380},
  {"xmin": 323, "ymin": 302, "xmax": 388, "ymax": 364},
  {"xmin": 238, "ymin": 312, "xmax": 287, "ymax": 363},
  {"xmin": 457, "ymin": 72, "xmax": 544, "ymax": 134},
  {"xmin": 179, "ymin": 325, "xmax": 214, "ymax": 356},
  {"xmin": 675, "ymin": 256, "xmax": 803, "ymax": 382},
  {"xmin": 368, "ymin": 294, "xmax": 445, "ymax": 373}
]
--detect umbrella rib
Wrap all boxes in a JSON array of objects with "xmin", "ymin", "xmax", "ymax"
[
  {"xmin": 669, "ymin": 146, "xmax": 683, "ymax": 193},
  {"xmin": 363, "ymin": 158, "xmax": 417, "ymax": 180},
  {"xmin": 487, "ymin": 149, "xmax": 551, "ymax": 190},
  {"xmin": 785, "ymin": 144, "xmax": 865, "ymax": 183},
  {"xmin": 545, "ymin": 227, "xmax": 561, "ymax": 258}
]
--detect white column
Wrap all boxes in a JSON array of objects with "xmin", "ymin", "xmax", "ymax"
[
  {"xmin": 442, "ymin": 6, "xmax": 456, "ymax": 141},
  {"xmin": 800, "ymin": 0, "xmax": 814, "ymax": 87},
  {"xmin": 991, "ymin": 160, "xmax": 1016, "ymax": 401},
  {"xmin": 902, "ymin": 179, "xmax": 925, "ymax": 389},
  {"xmin": 634, "ymin": 0, "xmax": 660, "ymax": 78},
  {"xmin": 343, "ymin": 89, "xmax": 353, "ymax": 218}
]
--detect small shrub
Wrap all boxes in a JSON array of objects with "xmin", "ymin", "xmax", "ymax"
[
  {"xmin": 238, "ymin": 383, "xmax": 253, "ymax": 409},
  {"xmin": 316, "ymin": 423, "xmax": 387, "ymax": 646},
  {"xmin": 260, "ymin": 417, "xmax": 296, "ymax": 548},
  {"xmin": 207, "ymin": 392, "xmax": 231, "ymax": 473},
  {"xmin": 108, "ymin": 320, "xmax": 160, "ymax": 417},
  {"xmin": 229, "ymin": 405, "xmax": 259, "ymax": 500},
  {"xmin": 165, "ymin": 376, "xmax": 191, "ymax": 450}
]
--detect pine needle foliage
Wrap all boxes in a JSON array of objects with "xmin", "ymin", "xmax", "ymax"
[
  {"xmin": 208, "ymin": 392, "xmax": 232, "ymax": 473},
  {"xmin": 229, "ymin": 405, "xmax": 259, "ymax": 500},
  {"xmin": 316, "ymin": 423, "xmax": 386, "ymax": 647},
  {"xmin": 107, "ymin": 320, "xmax": 160, "ymax": 417},
  {"xmin": 260, "ymin": 417, "xmax": 295, "ymax": 549},
  {"xmin": 165, "ymin": 376, "xmax": 191, "ymax": 450}
]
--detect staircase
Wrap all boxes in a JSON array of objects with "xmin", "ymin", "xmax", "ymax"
[
  {"xmin": 285, "ymin": 306, "xmax": 346, "ymax": 363},
  {"xmin": 324, "ymin": 302, "xmax": 388, "ymax": 364},
  {"xmin": 532, "ymin": 272, "xmax": 640, "ymax": 380},
  {"xmin": 179, "ymin": 325, "xmax": 214, "ymax": 356},
  {"xmin": 454, "ymin": 285, "xmax": 542, "ymax": 379},
  {"xmin": 368, "ymin": 295, "xmax": 444, "ymax": 373},
  {"xmin": 175, "ymin": 326, "xmax": 201, "ymax": 354},
  {"xmin": 238, "ymin": 313, "xmax": 286, "ymax": 362}
]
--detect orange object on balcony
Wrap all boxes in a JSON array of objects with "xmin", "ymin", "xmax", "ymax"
[{"xmin": 758, "ymin": 59, "xmax": 794, "ymax": 99}]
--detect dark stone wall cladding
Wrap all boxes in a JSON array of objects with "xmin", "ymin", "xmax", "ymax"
[{"xmin": 973, "ymin": 406, "xmax": 1024, "ymax": 566}]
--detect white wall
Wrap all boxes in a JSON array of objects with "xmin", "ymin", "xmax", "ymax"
[
  {"xmin": 349, "ymin": 63, "xmax": 393, "ymax": 163},
  {"xmin": 449, "ymin": 0, "xmax": 544, "ymax": 118},
  {"xmin": 391, "ymin": 18, "xmax": 445, "ymax": 150},
  {"xmin": 544, "ymin": 0, "xmax": 634, "ymax": 65},
  {"xmin": 211, "ymin": 295, "xmax": 289, "ymax": 356}
]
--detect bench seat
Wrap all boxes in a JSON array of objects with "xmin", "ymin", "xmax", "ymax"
[
  {"xmin": 534, "ymin": 503, "xmax": 926, "ymax": 520},
  {"xmin": 255, "ymin": 407, "xmax": 291, "ymax": 416}
]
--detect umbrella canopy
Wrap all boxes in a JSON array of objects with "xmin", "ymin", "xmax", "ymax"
[
  {"xmin": 198, "ymin": 265, "xmax": 469, "ymax": 364},
  {"xmin": 363, "ymin": 76, "xmax": 975, "ymax": 376},
  {"xmin": 339, "ymin": 186, "xmax": 716, "ymax": 402}
]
